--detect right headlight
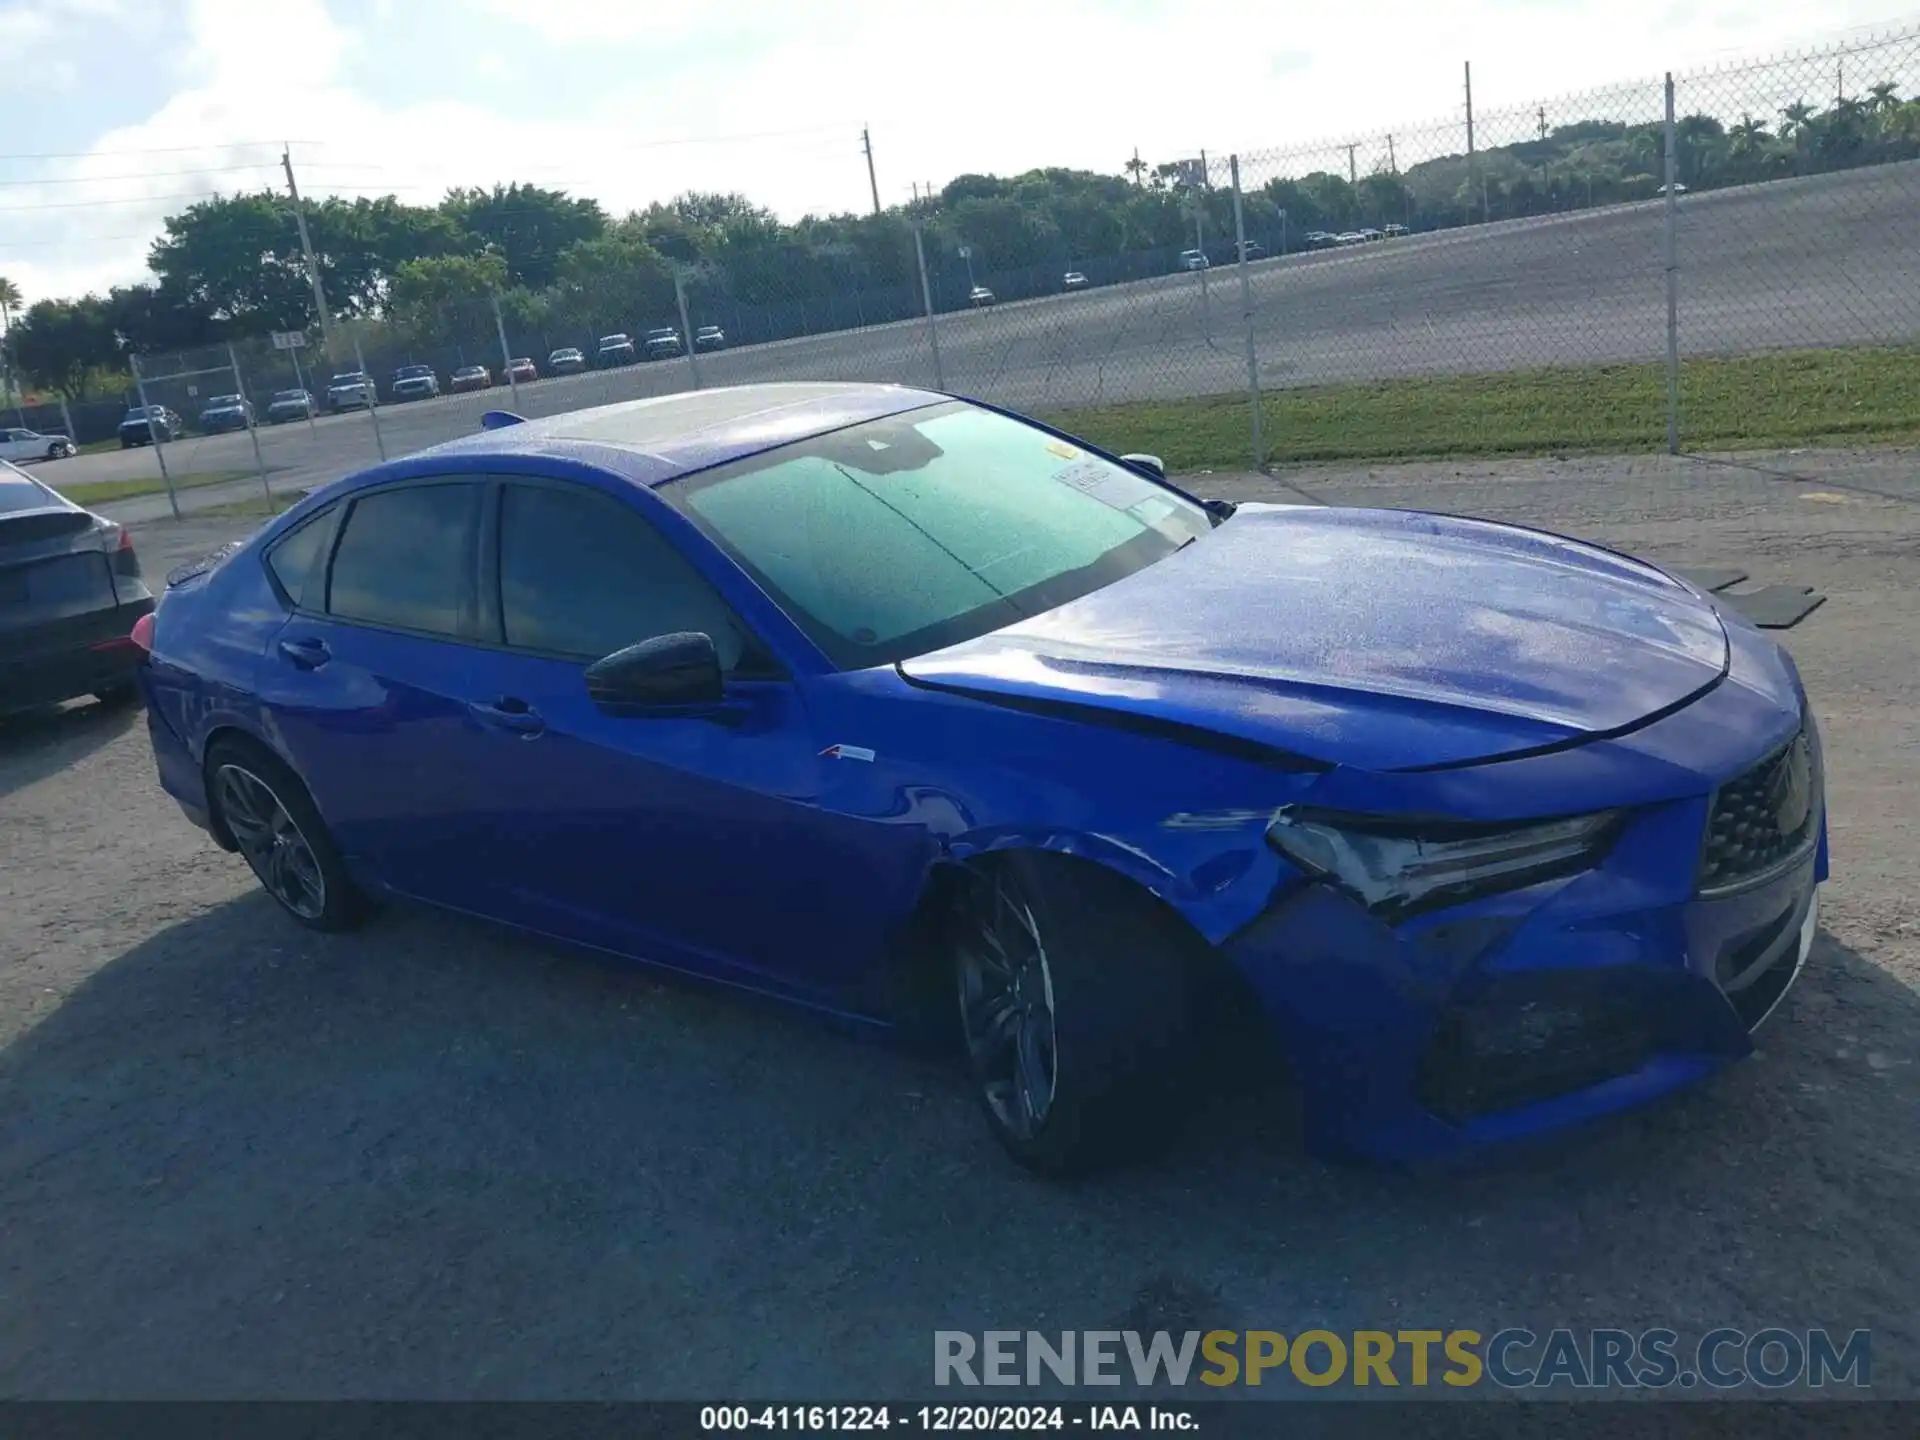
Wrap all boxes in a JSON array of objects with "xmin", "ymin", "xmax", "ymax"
[{"xmin": 1266, "ymin": 806, "xmax": 1625, "ymax": 924}]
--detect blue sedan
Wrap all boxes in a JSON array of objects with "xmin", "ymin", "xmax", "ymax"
[{"xmin": 132, "ymin": 383, "xmax": 1827, "ymax": 1175}]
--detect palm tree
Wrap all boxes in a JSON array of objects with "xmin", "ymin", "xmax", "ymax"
[
  {"xmin": 1780, "ymin": 100, "xmax": 1814, "ymax": 140},
  {"xmin": 1867, "ymin": 80, "xmax": 1901, "ymax": 116},
  {"xmin": 1123, "ymin": 154, "xmax": 1147, "ymax": 187}
]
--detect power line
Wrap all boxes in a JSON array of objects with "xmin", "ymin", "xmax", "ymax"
[
  {"xmin": 0, "ymin": 163, "xmax": 281, "ymax": 188},
  {"xmin": 0, "ymin": 140, "xmax": 306, "ymax": 163}
]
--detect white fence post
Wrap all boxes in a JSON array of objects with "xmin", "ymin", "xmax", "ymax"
[
  {"xmin": 1230, "ymin": 155, "xmax": 1265, "ymax": 472},
  {"xmin": 914, "ymin": 226, "xmax": 945, "ymax": 392},
  {"xmin": 128, "ymin": 353, "xmax": 180, "ymax": 520},
  {"xmin": 1664, "ymin": 72, "xmax": 1681, "ymax": 455}
]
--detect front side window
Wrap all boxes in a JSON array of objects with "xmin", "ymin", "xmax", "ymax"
[
  {"xmin": 496, "ymin": 481, "xmax": 752, "ymax": 671},
  {"xmin": 326, "ymin": 483, "xmax": 477, "ymax": 637},
  {"xmin": 661, "ymin": 401, "xmax": 1210, "ymax": 668}
]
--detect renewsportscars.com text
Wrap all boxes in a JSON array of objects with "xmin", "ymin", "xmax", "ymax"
[{"xmin": 934, "ymin": 1328, "xmax": 1871, "ymax": 1390}]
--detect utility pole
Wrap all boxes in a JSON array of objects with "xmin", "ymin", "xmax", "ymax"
[
  {"xmin": 1345, "ymin": 143, "xmax": 1358, "ymax": 187},
  {"xmin": 282, "ymin": 146, "xmax": 332, "ymax": 348},
  {"xmin": 1538, "ymin": 105, "xmax": 1548, "ymax": 141},
  {"xmin": 1464, "ymin": 62, "xmax": 1483, "ymax": 223},
  {"xmin": 1133, "ymin": 145, "xmax": 1143, "ymax": 186},
  {"xmin": 1386, "ymin": 134, "xmax": 1397, "ymax": 174},
  {"xmin": 861, "ymin": 125, "xmax": 881, "ymax": 216}
]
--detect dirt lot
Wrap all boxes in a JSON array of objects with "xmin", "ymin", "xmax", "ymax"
[{"xmin": 1, "ymin": 449, "xmax": 1915, "ymax": 1400}]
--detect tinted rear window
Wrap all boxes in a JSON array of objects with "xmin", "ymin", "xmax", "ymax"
[
  {"xmin": 0, "ymin": 470, "xmax": 57, "ymax": 515},
  {"xmin": 265, "ymin": 506, "xmax": 336, "ymax": 608},
  {"xmin": 327, "ymin": 484, "xmax": 476, "ymax": 636}
]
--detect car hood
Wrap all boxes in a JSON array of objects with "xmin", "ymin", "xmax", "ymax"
[
  {"xmin": 394, "ymin": 376, "xmax": 434, "ymax": 386},
  {"xmin": 898, "ymin": 503, "xmax": 1730, "ymax": 771}
]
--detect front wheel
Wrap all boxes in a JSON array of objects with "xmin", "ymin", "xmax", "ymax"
[
  {"xmin": 206, "ymin": 737, "xmax": 366, "ymax": 932},
  {"xmin": 953, "ymin": 855, "xmax": 1196, "ymax": 1177}
]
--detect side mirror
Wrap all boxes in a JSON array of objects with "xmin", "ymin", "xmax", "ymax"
[
  {"xmin": 585, "ymin": 632, "xmax": 723, "ymax": 709},
  {"xmin": 1120, "ymin": 452, "xmax": 1166, "ymax": 480}
]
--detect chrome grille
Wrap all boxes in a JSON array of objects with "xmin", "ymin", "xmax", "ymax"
[{"xmin": 1697, "ymin": 726, "xmax": 1820, "ymax": 895}]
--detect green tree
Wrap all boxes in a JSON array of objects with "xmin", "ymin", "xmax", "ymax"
[
  {"xmin": 9, "ymin": 297, "xmax": 120, "ymax": 400},
  {"xmin": 147, "ymin": 192, "xmax": 319, "ymax": 335},
  {"xmin": 548, "ymin": 232, "xmax": 676, "ymax": 337},
  {"xmin": 440, "ymin": 184, "xmax": 606, "ymax": 291},
  {"xmin": 385, "ymin": 251, "xmax": 510, "ymax": 349}
]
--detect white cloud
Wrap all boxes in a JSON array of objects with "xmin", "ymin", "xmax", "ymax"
[{"xmin": 3, "ymin": 0, "xmax": 1919, "ymax": 304}]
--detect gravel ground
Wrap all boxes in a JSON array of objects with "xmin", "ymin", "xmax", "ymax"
[{"xmin": 1, "ymin": 449, "xmax": 1915, "ymax": 1401}]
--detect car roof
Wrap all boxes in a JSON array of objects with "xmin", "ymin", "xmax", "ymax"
[{"xmin": 349, "ymin": 382, "xmax": 949, "ymax": 491}]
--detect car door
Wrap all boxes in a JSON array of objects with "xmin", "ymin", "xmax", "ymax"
[
  {"xmin": 454, "ymin": 474, "xmax": 849, "ymax": 996},
  {"xmin": 256, "ymin": 476, "xmax": 508, "ymax": 907},
  {"xmin": 0, "ymin": 430, "xmax": 31, "ymax": 462}
]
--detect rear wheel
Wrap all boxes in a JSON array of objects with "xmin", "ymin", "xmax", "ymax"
[
  {"xmin": 206, "ymin": 737, "xmax": 365, "ymax": 932},
  {"xmin": 91, "ymin": 682, "xmax": 138, "ymax": 706},
  {"xmin": 953, "ymin": 855, "xmax": 1196, "ymax": 1177}
]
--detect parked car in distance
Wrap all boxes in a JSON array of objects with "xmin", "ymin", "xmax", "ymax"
[
  {"xmin": 1235, "ymin": 241, "xmax": 1266, "ymax": 261},
  {"xmin": 643, "ymin": 328, "xmax": 683, "ymax": 360},
  {"xmin": 1063, "ymin": 271, "xmax": 1089, "ymax": 290},
  {"xmin": 0, "ymin": 460, "xmax": 153, "ymax": 715},
  {"xmin": 199, "ymin": 394, "xmax": 254, "ymax": 433},
  {"xmin": 326, "ymin": 373, "xmax": 377, "ymax": 413},
  {"xmin": 1334, "ymin": 232, "xmax": 1366, "ymax": 246},
  {"xmin": 0, "ymin": 427, "xmax": 77, "ymax": 462},
  {"xmin": 1179, "ymin": 249, "xmax": 1210, "ymax": 271},
  {"xmin": 134, "ymin": 382, "xmax": 1829, "ymax": 1179},
  {"xmin": 694, "ymin": 325, "xmax": 727, "ymax": 351},
  {"xmin": 390, "ymin": 364, "xmax": 440, "ymax": 402},
  {"xmin": 548, "ymin": 348, "xmax": 586, "ymax": 376},
  {"xmin": 1303, "ymin": 230, "xmax": 1337, "ymax": 249},
  {"xmin": 1357, "ymin": 228, "xmax": 1384, "ymax": 243},
  {"xmin": 505, "ymin": 357, "xmax": 539, "ymax": 383},
  {"xmin": 450, "ymin": 365, "xmax": 492, "ymax": 394},
  {"xmin": 597, "ymin": 334, "xmax": 638, "ymax": 367},
  {"xmin": 1383, "ymin": 223, "xmax": 1410, "ymax": 237},
  {"xmin": 118, "ymin": 405, "xmax": 180, "ymax": 447},
  {"xmin": 968, "ymin": 285, "xmax": 996, "ymax": 306},
  {"xmin": 267, "ymin": 389, "xmax": 316, "ymax": 424},
  {"xmin": 1658, "ymin": 181, "xmax": 1689, "ymax": 195}
]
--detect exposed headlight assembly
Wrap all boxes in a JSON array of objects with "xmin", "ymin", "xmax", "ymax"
[{"xmin": 1266, "ymin": 806, "xmax": 1624, "ymax": 923}]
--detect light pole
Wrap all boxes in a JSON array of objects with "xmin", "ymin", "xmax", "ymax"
[{"xmin": 959, "ymin": 245, "xmax": 977, "ymax": 290}]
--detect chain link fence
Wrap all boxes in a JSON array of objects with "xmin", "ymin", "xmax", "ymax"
[{"xmin": 100, "ymin": 23, "xmax": 1920, "ymax": 549}]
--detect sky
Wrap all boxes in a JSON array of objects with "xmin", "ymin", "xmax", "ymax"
[{"xmin": 2, "ymin": 0, "xmax": 1917, "ymax": 304}]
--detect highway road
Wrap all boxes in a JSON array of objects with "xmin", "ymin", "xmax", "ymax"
[{"xmin": 69, "ymin": 158, "xmax": 1920, "ymax": 519}]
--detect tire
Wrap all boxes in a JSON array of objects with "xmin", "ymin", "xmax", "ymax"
[
  {"xmin": 951, "ymin": 853, "xmax": 1197, "ymax": 1177},
  {"xmin": 91, "ymin": 682, "xmax": 138, "ymax": 706},
  {"xmin": 205, "ymin": 735, "xmax": 367, "ymax": 932}
]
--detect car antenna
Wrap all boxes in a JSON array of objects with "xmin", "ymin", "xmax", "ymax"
[{"xmin": 480, "ymin": 411, "xmax": 527, "ymax": 430}]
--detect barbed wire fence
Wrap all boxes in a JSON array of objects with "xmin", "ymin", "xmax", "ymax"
[{"xmin": 92, "ymin": 20, "xmax": 1920, "ymax": 551}]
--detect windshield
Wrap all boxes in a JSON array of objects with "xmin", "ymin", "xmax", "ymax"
[
  {"xmin": 661, "ymin": 401, "xmax": 1211, "ymax": 669},
  {"xmin": 396, "ymin": 366, "xmax": 431, "ymax": 378},
  {"xmin": 599, "ymin": 336, "xmax": 629, "ymax": 345},
  {"xmin": 208, "ymin": 395, "xmax": 242, "ymax": 406},
  {"xmin": 330, "ymin": 374, "xmax": 364, "ymax": 384},
  {"xmin": 272, "ymin": 390, "xmax": 305, "ymax": 402}
]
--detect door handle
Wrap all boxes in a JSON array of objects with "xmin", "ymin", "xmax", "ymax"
[
  {"xmin": 277, "ymin": 636, "xmax": 330, "ymax": 670},
  {"xmin": 468, "ymin": 697, "xmax": 546, "ymax": 737}
]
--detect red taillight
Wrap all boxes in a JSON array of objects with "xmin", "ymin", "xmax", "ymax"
[
  {"xmin": 99, "ymin": 521, "xmax": 133, "ymax": 552},
  {"xmin": 130, "ymin": 612, "xmax": 155, "ymax": 653}
]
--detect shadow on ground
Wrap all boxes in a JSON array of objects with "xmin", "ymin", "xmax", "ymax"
[
  {"xmin": 1, "ymin": 885, "xmax": 1913, "ymax": 1399},
  {"xmin": 0, "ymin": 697, "xmax": 142, "ymax": 802}
]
